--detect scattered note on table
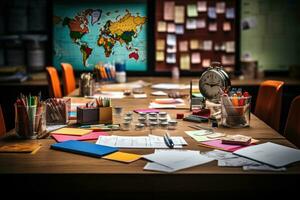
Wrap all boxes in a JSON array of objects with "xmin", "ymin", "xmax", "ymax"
[
  {"xmin": 143, "ymin": 149, "xmax": 214, "ymax": 173},
  {"xmin": 51, "ymin": 128, "xmax": 92, "ymax": 136},
  {"xmin": 185, "ymin": 130, "xmax": 217, "ymax": 142},
  {"xmin": 96, "ymin": 134, "xmax": 187, "ymax": 149},
  {"xmin": 103, "ymin": 152, "xmax": 142, "ymax": 163},
  {"xmin": 234, "ymin": 142, "xmax": 300, "ymax": 168},
  {"xmin": 52, "ymin": 131, "xmax": 109, "ymax": 142},
  {"xmin": 133, "ymin": 94, "xmax": 147, "ymax": 99},
  {"xmin": 151, "ymin": 91, "xmax": 167, "ymax": 96},
  {"xmin": 0, "ymin": 143, "xmax": 41, "ymax": 153}
]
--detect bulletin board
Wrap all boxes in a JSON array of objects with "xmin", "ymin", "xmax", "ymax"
[{"xmin": 155, "ymin": 0, "xmax": 239, "ymax": 74}]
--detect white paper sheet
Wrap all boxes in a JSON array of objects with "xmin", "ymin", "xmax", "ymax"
[
  {"xmin": 143, "ymin": 149, "xmax": 214, "ymax": 172},
  {"xmin": 96, "ymin": 135, "xmax": 187, "ymax": 149},
  {"xmin": 234, "ymin": 142, "xmax": 300, "ymax": 168}
]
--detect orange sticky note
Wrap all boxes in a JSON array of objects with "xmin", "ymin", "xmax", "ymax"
[
  {"xmin": 103, "ymin": 152, "xmax": 141, "ymax": 163},
  {"xmin": 50, "ymin": 128, "xmax": 92, "ymax": 136}
]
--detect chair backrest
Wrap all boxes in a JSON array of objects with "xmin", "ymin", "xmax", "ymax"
[
  {"xmin": 284, "ymin": 96, "xmax": 300, "ymax": 148},
  {"xmin": 0, "ymin": 105, "xmax": 6, "ymax": 136},
  {"xmin": 254, "ymin": 80, "xmax": 284, "ymax": 131},
  {"xmin": 46, "ymin": 66, "xmax": 63, "ymax": 98},
  {"xmin": 61, "ymin": 63, "xmax": 76, "ymax": 96}
]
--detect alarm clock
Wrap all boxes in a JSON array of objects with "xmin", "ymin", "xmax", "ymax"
[{"xmin": 199, "ymin": 62, "xmax": 230, "ymax": 103}]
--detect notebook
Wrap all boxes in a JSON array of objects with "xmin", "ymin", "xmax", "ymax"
[
  {"xmin": 50, "ymin": 128, "xmax": 92, "ymax": 136},
  {"xmin": 234, "ymin": 142, "xmax": 300, "ymax": 168},
  {"xmin": 51, "ymin": 140, "xmax": 118, "ymax": 158},
  {"xmin": 51, "ymin": 131, "xmax": 109, "ymax": 142}
]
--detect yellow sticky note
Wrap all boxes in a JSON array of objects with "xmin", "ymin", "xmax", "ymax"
[
  {"xmin": 180, "ymin": 53, "xmax": 190, "ymax": 70},
  {"xmin": 156, "ymin": 39, "xmax": 165, "ymax": 50},
  {"xmin": 157, "ymin": 21, "xmax": 167, "ymax": 32},
  {"xmin": 190, "ymin": 39, "xmax": 199, "ymax": 50},
  {"xmin": 103, "ymin": 152, "xmax": 141, "ymax": 163},
  {"xmin": 156, "ymin": 51, "xmax": 165, "ymax": 62},
  {"xmin": 51, "ymin": 128, "xmax": 92, "ymax": 136},
  {"xmin": 175, "ymin": 6, "xmax": 185, "ymax": 24}
]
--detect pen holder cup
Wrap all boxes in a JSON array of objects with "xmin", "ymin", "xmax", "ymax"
[
  {"xmin": 221, "ymin": 96, "xmax": 251, "ymax": 128},
  {"xmin": 79, "ymin": 79, "xmax": 95, "ymax": 97},
  {"xmin": 46, "ymin": 98, "xmax": 69, "ymax": 125},
  {"xmin": 15, "ymin": 104, "xmax": 46, "ymax": 139},
  {"xmin": 77, "ymin": 107, "xmax": 99, "ymax": 125},
  {"xmin": 99, "ymin": 107, "xmax": 113, "ymax": 124}
]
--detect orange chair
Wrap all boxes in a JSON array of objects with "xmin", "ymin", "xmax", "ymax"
[
  {"xmin": 0, "ymin": 105, "xmax": 6, "ymax": 136},
  {"xmin": 254, "ymin": 80, "xmax": 284, "ymax": 131},
  {"xmin": 46, "ymin": 66, "xmax": 63, "ymax": 98},
  {"xmin": 61, "ymin": 63, "xmax": 76, "ymax": 96},
  {"xmin": 284, "ymin": 96, "xmax": 300, "ymax": 148}
]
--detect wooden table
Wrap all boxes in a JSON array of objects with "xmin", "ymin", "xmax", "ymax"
[{"xmin": 1, "ymin": 82, "xmax": 300, "ymax": 197}]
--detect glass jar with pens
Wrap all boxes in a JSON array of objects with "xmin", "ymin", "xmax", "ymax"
[
  {"xmin": 221, "ymin": 91, "xmax": 251, "ymax": 128},
  {"xmin": 15, "ymin": 94, "xmax": 46, "ymax": 139}
]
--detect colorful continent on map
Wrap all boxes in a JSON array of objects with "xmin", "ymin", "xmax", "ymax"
[
  {"xmin": 62, "ymin": 9, "xmax": 102, "ymax": 66},
  {"xmin": 97, "ymin": 11, "xmax": 146, "ymax": 59}
]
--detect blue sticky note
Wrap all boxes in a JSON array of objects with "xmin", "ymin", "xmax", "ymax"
[
  {"xmin": 51, "ymin": 140, "xmax": 118, "ymax": 158},
  {"xmin": 208, "ymin": 7, "xmax": 217, "ymax": 19}
]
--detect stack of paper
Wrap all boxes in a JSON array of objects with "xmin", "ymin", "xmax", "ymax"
[
  {"xmin": 52, "ymin": 131, "xmax": 109, "ymax": 142},
  {"xmin": 149, "ymin": 98, "xmax": 185, "ymax": 109},
  {"xmin": 203, "ymin": 149, "xmax": 287, "ymax": 171},
  {"xmin": 96, "ymin": 134, "xmax": 187, "ymax": 149},
  {"xmin": 144, "ymin": 149, "xmax": 215, "ymax": 173},
  {"xmin": 234, "ymin": 142, "xmax": 300, "ymax": 168}
]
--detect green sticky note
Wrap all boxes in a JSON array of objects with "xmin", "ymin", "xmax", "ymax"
[{"xmin": 187, "ymin": 4, "xmax": 198, "ymax": 17}]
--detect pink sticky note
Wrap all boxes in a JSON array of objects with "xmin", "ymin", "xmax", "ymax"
[
  {"xmin": 134, "ymin": 109, "xmax": 160, "ymax": 113},
  {"xmin": 201, "ymin": 140, "xmax": 251, "ymax": 152},
  {"xmin": 51, "ymin": 132, "xmax": 109, "ymax": 143}
]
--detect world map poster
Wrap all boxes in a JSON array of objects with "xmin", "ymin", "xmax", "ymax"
[{"xmin": 53, "ymin": 1, "xmax": 148, "ymax": 71}]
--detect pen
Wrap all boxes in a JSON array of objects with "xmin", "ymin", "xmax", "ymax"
[
  {"xmin": 164, "ymin": 131, "xmax": 174, "ymax": 149},
  {"xmin": 194, "ymin": 125, "xmax": 214, "ymax": 133}
]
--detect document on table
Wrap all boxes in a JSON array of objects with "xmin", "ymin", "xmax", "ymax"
[
  {"xmin": 185, "ymin": 130, "xmax": 220, "ymax": 142},
  {"xmin": 96, "ymin": 135, "xmax": 187, "ymax": 149},
  {"xmin": 203, "ymin": 149, "xmax": 287, "ymax": 171},
  {"xmin": 143, "ymin": 149, "xmax": 215, "ymax": 173},
  {"xmin": 234, "ymin": 142, "xmax": 300, "ymax": 168}
]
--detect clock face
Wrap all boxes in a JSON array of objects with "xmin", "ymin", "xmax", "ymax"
[{"xmin": 199, "ymin": 70, "xmax": 225, "ymax": 100}]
